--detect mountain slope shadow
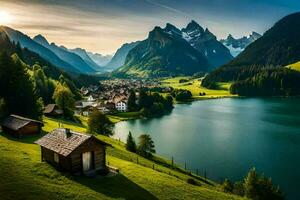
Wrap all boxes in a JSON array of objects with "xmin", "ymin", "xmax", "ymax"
[{"xmin": 73, "ymin": 173, "xmax": 158, "ymax": 200}]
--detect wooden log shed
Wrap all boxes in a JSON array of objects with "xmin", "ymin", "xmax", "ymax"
[
  {"xmin": 35, "ymin": 128, "xmax": 110, "ymax": 175},
  {"xmin": 1, "ymin": 114, "xmax": 44, "ymax": 138}
]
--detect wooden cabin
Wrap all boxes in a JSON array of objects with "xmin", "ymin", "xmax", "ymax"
[
  {"xmin": 43, "ymin": 104, "xmax": 63, "ymax": 117},
  {"xmin": 1, "ymin": 114, "xmax": 44, "ymax": 138},
  {"xmin": 35, "ymin": 128, "xmax": 109, "ymax": 174}
]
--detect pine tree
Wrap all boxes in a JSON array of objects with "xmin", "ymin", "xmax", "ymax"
[
  {"xmin": 244, "ymin": 168, "xmax": 259, "ymax": 198},
  {"xmin": 126, "ymin": 131, "xmax": 136, "ymax": 152},
  {"xmin": 0, "ymin": 53, "xmax": 43, "ymax": 119}
]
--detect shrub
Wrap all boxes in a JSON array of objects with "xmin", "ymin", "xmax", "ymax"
[{"xmin": 187, "ymin": 178, "xmax": 197, "ymax": 185}]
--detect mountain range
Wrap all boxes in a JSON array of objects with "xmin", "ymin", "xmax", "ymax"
[
  {"xmin": 1, "ymin": 26, "xmax": 80, "ymax": 73},
  {"xmin": 105, "ymin": 41, "xmax": 140, "ymax": 71},
  {"xmin": 203, "ymin": 12, "xmax": 300, "ymax": 84},
  {"xmin": 87, "ymin": 52, "xmax": 112, "ymax": 67},
  {"xmin": 67, "ymin": 47, "xmax": 103, "ymax": 71},
  {"xmin": 0, "ymin": 26, "xmax": 115, "ymax": 75},
  {"xmin": 33, "ymin": 35, "xmax": 96, "ymax": 73},
  {"xmin": 181, "ymin": 20, "xmax": 233, "ymax": 67},
  {"xmin": 220, "ymin": 32, "xmax": 262, "ymax": 57},
  {"xmin": 1, "ymin": 22, "xmax": 260, "ymax": 77},
  {"xmin": 114, "ymin": 21, "xmax": 236, "ymax": 77},
  {"xmin": 0, "ymin": 29, "xmax": 98, "ymax": 89}
]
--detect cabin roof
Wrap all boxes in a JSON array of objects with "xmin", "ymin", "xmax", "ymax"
[
  {"xmin": 43, "ymin": 104, "xmax": 57, "ymax": 114},
  {"xmin": 1, "ymin": 114, "xmax": 43, "ymax": 131},
  {"xmin": 35, "ymin": 128, "xmax": 109, "ymax": 157}
]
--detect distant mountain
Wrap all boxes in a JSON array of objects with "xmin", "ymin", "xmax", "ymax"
[
  {"xmin": 1, "ymin": 26, "xmax": 80, "ymax": 73},
  {"xmin": 114, "ymin": 24, "xmax": 212, "ymax": 77},
  {"xmin": 68, "ymin": 47, "xmax": 103, "ymax": 71},
  {"xmin": 181, "ymin": 20, "xmax": 233, "ymax": 67},
  {"xmin": 87, "ymin": 52, "xmax": 112, "ymax": 67},
  {"xmin": 105, "ymin": 41, "xmax": 139, "ymax": 71},
  {"xmin": 0, "ymin": 30, "xmax": 79, "ymax": 84},
  {"xmin": 220, "ymin": 32, "xmax": 261, "ymax": 57},
  {"xmin": 203, "ymin": 12, "xmax": 300, "ymax": 84},
  {"xmin": 33, "ymin": 35, "xmax": 95, "ymax": 74}
]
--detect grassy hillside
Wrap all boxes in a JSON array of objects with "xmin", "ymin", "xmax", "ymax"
[
  {"xmin": 0, "ymin": 117, "xmax": 244, "ymax": 200},
  {"xmin": 287, "ymin": 61, "xmax": 300, "ymax": 72},
  {"xmin": 161, "ymin": 77, "xmax": 234, "ymax": 100}
]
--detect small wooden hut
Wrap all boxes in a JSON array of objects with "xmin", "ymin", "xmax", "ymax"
[
  {"xmin": 1, "ymin": 114, "xmax": 44, "ymax": 138},
  {"xmin": 35, "ymin": 128, "xmax": 109, "ymax": 174},
  {"xmin": 43, "ymin": 104, "xmax": 63, "ymax": 117}
]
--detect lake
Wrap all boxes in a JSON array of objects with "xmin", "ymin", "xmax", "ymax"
[{"xmin": 114, "ymin": 98, "xmax": 300, "ymax": 199}]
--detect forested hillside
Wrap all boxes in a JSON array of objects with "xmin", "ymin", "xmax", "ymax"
[
  {"xmin": 0, "ymin": 31, "xmax": 100, "ymax": 120},
  {"xmin": 202, "ymin": 12, "xmax": 300, "ymax": 96}
]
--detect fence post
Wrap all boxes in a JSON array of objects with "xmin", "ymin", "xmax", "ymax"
[
  {"xmin": 153, "ymin": 164, "xmax": 154, "ymax": 170},
  {"xmin": 204, "ymin": 170, "xmax": 207, "ymax": 181},
  {"xmin": 171, "ymin": 156, "xmax": 174, "ymax": 167}
]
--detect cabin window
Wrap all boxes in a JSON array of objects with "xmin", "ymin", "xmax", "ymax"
[{"xmin": 54, "ymin": 152, "xmax": 59, "ymax": 163}]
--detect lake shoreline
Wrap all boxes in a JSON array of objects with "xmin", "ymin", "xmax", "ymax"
[
  {"xmin": 113, "ymin": 97, "xmax": 300, "ymax": 199},
  {"xmin": 109, "ymin": 95, "xmax": 238, "ymax": 123}
]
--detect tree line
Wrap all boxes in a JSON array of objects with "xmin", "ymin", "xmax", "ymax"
[
  {"xmin": 230, "ymin": 68, "xmax": 300, "ymax": 96},
  {"xmin": 222, "ymin": 168, "xmax": 284, "ymax": 200},
  {"xmin": 0, "ymin": 52, "xmax": 78, "ymax": 120},
  {"xmin": 127, "ymin": 89, "xmax": 174, "ymax": 117},
  {"xmin": 126, "ymin": 131, "xmax": 155, "ymax": 158}
]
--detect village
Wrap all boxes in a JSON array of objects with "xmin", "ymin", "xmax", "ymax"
[{"xmin": 72, "ymin": 78, "xmax": 166, "ymax": 116}]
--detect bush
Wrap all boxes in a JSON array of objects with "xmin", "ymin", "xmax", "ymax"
[
  {"xmin": 179, "ymin": 79, "xmax": 189, "ymax": 83},
  {"xmin": 222, "ymin": 179, "xmax": 233, "ymax": 193},
  {"xmin": 88, "ymin": 110, "xmax": 114, "ymax": 136},
  {"xmin": 223, "ymin": 168, "xmax": 284, "ymax": 200},
  {"xmin": 137, "ymin": 134, "xmax": 155, "ymax": 158},
  {"xmin": 187, "ymin": 178, "xmax": 197, "ymax": 185},
  {"xmin": 171, "ymin": 89, "xmax": 192, "ymax": 101}
]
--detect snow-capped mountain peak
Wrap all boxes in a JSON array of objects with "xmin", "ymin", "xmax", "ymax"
[{"xmin": 220, "ymin": 32, "xmax": 262, "ymax": 57}]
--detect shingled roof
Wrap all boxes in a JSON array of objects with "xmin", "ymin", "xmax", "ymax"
[
  {"xmin": 35, "ymin": 128, "xmax": 108, "ymax": 157},
  {"xmin": 44, "ymin": 104, "xmax": 56, "ymax": 114},
  {"xmin": 1, "ymin": 114, "xmax": 43, "ymax": 131}
]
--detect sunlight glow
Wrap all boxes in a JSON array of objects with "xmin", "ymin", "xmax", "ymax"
[{"xmin": 0, "ymin": 11, "xmax": 12, "ymax": 25}]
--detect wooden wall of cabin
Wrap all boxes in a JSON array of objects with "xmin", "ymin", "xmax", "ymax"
[
  {"xmin": 41, "ymin": 147, "xmax": 71, "ymax": 171},
  {"xmin": 70, "ymin": 138, "xmax": 106, "ymax": 173},
  {"xmin": 19, "ymin": 123, "xmax": 41, "ymax": 137}
]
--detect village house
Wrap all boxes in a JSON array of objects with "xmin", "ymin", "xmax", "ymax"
[
  {"xmin": 35, "ymin": 128, "xmax": 109, "ymax": 174},
  {"xmin": 1, "ymin": 114, "xmax": 44, "ymax": 138},
  {"xmin": 81, "ymin": 105, "xmax": 96, "ymax": 116},
  {"xmin": 43, "ymin": 104, "xmax": 63, "ymax": 117},
  {"xmin": 111, "ymin": 95, "xmax": 128, "ymax": 112},
  {"xmin": 115, "ymin": 100, "xmax": 127, "ymax": 112}
]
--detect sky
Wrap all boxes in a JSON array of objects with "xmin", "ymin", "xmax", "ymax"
[{"xmin": 0, "ymin": 0, "xmax": 299, "ymax": 55}]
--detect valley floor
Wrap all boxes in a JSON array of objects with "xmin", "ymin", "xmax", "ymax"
[
  {"xmin": 0, "ymin": 117, "xmax": 245, "ymax": 200},
  {"xmin": 160, "ymin": 76, "xmax": 235, "ymax": 100}
]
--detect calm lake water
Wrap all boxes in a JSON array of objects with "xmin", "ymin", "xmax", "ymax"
[{"xmin": 114, "ymin": 98, "xmax": 300, "ymax": 199}]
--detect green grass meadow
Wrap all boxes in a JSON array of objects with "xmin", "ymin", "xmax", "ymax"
[
  {"xmin": 0, "ymin": 116, "xmax": 245, "ymax": 200},
  {"xmin": 160, "ymin": 77, "xmax": 234, "ymax": 100},
  {"xmin": 286, "ymin": 61, "xmax": 300, "ymax": 72}
]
